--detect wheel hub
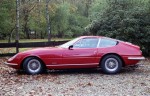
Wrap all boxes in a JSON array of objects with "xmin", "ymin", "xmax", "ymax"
[
  {"xmin": 108, "ymin": 61, "xmax": 116, "ymax": 69},
  {"xmin": 30, "ymin": 62, "xmax": 39, "ymax": 70},
  {"xmin": 27, "ymin": 59, "xmax": 41, "ymax": 73},
  {"xmin": 105, "ymin": 58, "xmax": 118, "ymax": 72}
]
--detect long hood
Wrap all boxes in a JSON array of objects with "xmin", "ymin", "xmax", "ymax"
[{"xmin": 21, "ymin": 47, "xmax": 62, "ymax": 55}]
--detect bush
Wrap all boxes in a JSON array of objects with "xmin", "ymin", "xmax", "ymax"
[{"xmin": 86, "ymin": 0, "xmax": 150, "ymax": 56}]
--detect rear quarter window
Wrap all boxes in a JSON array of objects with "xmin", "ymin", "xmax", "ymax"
[{"xmin": 98, "ymin": 38, "xmax": 117, "ymax": 48}]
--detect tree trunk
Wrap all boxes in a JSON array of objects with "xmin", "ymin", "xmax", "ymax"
[
  {"xmin": 16, "ymin": 0, "xmax": 20, "ymax": 53},
  {"xmin": 46, "ymin": 0, "xmax": 51, "ymax": 41},
  {"xmin": 24, "ymin": 24, "xmax": 30, "ymax": 39},
  {"xmin": 85, "ymin": 0, "xmax": 92, "ymax": 17},
  {"xmin": 8, "ymin": 26, "xmax": 15, "ymax": 43},
  {"xmin": 23, "ymin": 10, "xmax": 30, "ymax": 39}
]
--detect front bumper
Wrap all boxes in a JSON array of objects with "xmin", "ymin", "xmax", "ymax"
[
  {"xmin": 128, "ymin": 57, "xmax": 145, "ymax": 60},
  {"xmin": 4, "ymin": 62, "xmax": 18, "ymax": 66},
  {"xmin": 4, "ymin": 62, "xmax": 19, "ymax": 69}
]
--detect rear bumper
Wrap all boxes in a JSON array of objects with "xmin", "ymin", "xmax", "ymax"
[{"xmin": 128, "ymin": 57, "xmax": 145, "ymax": 60}]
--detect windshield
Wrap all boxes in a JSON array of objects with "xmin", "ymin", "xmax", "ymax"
[{"xmin": 59, "ymin": 37, "xmax": 80, "ymax": 48}]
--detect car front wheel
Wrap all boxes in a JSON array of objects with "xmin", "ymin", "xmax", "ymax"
[
  {"xmin": 101, "ymin": 55, "xmax": 122, "ymax": 74},
  {"xmin": 23, "ymin": 57, "xmax": 44, "ymax": 75}
]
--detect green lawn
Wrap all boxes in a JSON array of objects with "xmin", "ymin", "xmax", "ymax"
[
  {"xmin": 0, "ymin": 48, "xmax": 33, "ymax": 53},
  {"xmin": 0, "ymin": 38, "xmax": 72, "ymax": 54},
  {"xmin": 0, "ymin": 38, "xmax": 72, "ymax": 43}
]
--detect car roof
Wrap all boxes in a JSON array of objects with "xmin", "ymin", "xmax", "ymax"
[
  {"xmin": 79, "ymin": 36, "xmax": 119, "ymax": 42},
  {"xmin": 79, "ymin": 36, "xmax": 103, "ymax": 39}
]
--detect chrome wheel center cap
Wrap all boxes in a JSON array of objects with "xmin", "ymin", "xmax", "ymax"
[
  {"xmin": 32, "ymin": 63, "xmax": 36, "ymax": 66},
  {"xmin": 31, "ymin": 63, "xmax": 38, "ymax": 69},
  {"xmin": 109, "ymin": 62, "xmax": 115, "ymax": 68}
]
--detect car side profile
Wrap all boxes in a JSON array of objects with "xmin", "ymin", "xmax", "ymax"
[{"xmin": 5, "ymin": 36, "xmax": 145, "ymax": 75}]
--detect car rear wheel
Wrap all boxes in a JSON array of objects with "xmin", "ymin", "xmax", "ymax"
[
  {"xmin": 23, "ymin": 57, "xmax": 44, "ymax": 75},
  {"xmin": 101, "ymin": 55, "xmax": 122, "ymax": 74}
]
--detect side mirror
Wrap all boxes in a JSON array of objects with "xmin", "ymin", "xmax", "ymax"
[{"xmin": 68, "ymin": 45, "xmax": 73, "ymax": 50}]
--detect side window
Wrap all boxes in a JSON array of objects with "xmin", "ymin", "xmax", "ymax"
[
  {"xmin": 74, "ymin": 38, "xmax": 99, "ymax": 48},
  {"xmin": 99, "ymin": 38, "xmax": 117, "ymax": 47}
]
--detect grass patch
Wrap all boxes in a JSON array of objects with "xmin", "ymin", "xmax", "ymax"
[
  {"xmin": 0, "ymin": 48, "xmax": 34, "ymax": 54},
  {"xmin": 0, "ymin": 38, "xmax": 72, "ymax": 54},
  {"xmin": 0, "ymin": 38, "xmax": 72, "ymax": 43}
]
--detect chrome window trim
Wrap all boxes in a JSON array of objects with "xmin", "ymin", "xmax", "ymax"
[{"xmin": 97, "ymin": 38, "xmax": 101, "ymax": 48}]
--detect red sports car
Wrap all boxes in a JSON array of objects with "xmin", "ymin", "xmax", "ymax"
[{"xmin": 5, "ymin": 36, "xmax": 145, "ymax": 75}]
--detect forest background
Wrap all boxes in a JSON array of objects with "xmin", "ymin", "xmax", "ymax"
[{"xmin": 0, "ymin": 0, "xmax": 150, "ymax": 56}]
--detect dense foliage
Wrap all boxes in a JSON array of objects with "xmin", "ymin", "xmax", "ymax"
[
  {"xmin": 86, "ymin": 0, "xmax": 150, "ymax": 56},
  {"xmin": 0, "ymin": 0, "xmax": 91, "ymax": 40},
  {"xmin": 0, "ymin": 0, "xmax": 149, "ymax": 56},
  {"xmin": 0, "ymin": 0, "xmax": 15, "ymax": 41}
]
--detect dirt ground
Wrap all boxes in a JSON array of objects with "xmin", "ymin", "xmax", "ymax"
[{"xmin": 0, "ymin": 57, "xmax": 150, "ymax": 96}]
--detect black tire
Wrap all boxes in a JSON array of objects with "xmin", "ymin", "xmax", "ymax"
[
  {"xmin": 100, "ymin": 55, "xmax": 122, "ymax": 74},
  {"xmin": 23, "ymin": 57, "xmax": 44, "ymax": 75}
]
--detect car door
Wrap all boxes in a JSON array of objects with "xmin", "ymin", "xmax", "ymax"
[{"xmin": 62, "ymin": 38, "xmax": 100, "ymax": 68}]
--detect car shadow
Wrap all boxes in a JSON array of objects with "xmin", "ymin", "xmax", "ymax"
[
  {"xmin": 15, "ymin": 67, "xmax": 137, "ymax": 75},
  {"xmin": 47, "ymin": 68, "xmax": 102, "ymax": 75},
  {"xmin": 15, "ymin": 68, "xmax": 102, "ymax": 75}
]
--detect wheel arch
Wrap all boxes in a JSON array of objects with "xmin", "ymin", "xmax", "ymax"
[
  {"xmin": 20, "ymin": 56, "xmax": 46, "ymax": 70},
  {"xmin": 99, "ymin": 53, "xmax": 125, "ymax": 67}
]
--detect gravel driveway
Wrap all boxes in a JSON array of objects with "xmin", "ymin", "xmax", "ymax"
[{"xmin": 0, "ymin": 57, "xmax": 150, "ymax": 96}]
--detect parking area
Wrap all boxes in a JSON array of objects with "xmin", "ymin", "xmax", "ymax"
[{"xmin": 0, "ymin": 57, "xmax": 150, "ymax": 96}]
